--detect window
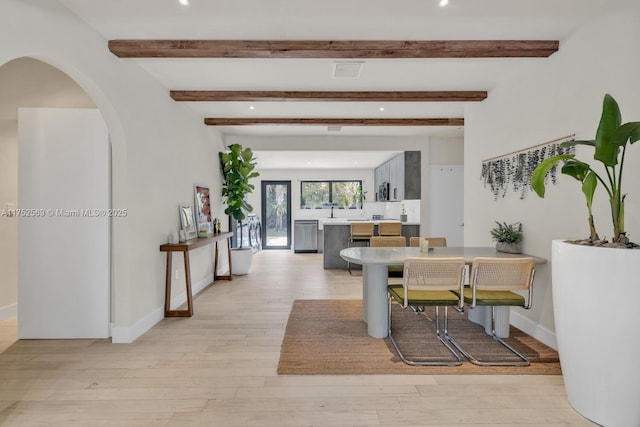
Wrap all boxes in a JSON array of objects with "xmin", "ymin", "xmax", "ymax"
[{"xmin": 300, "ymin": 180, "xmax": 362, "ymax": 209}]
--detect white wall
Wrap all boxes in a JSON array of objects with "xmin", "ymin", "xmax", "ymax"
[
  {"xmin": 430, "ymin": 136, "xmax": 464, "ymax": 165},
  {"xmin": 18, "ymin": 108, "xmax": 109, "ymax": 338},
  {"xmin": 0, "ymin": 120, "xmax": 18, "ymax": 319},
  {"xmin": 464, "ymin": 5, "xmax": 640, "ymax": 347},
  {"xmin": 0, "ymin": 1, "xmax": 225, "ymax": 342}
]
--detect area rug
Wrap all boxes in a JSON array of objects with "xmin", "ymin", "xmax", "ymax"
[{"xmin": 277, "ymin": 299, "xmax": 561, "ymax": 375}]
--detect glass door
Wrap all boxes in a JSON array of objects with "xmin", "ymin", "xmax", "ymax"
[{"xmin": 261, "ymin": 181, "xmax": 291, "ymax": 249}]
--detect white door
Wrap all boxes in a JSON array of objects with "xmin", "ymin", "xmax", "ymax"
[
  {"xmin": 428, "ymin": 165, "xmax": 464, "ymax": 246},
  {"xmin": 18, "ymin": 108, "xmax": 110, "ymax": 338}
]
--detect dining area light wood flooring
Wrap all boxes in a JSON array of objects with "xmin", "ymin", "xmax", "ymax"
[{"xmin": 0, "ymin": 250, "xmax": 595, "ymax": 426}]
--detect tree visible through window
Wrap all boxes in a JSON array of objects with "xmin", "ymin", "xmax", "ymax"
[{"xmin": 300, "ymin": 180, "xmax": 362, "ymax": 209}]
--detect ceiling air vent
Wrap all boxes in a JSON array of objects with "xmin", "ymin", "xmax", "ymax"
[
  {"xmin": 327, "ymin": 126, "xmax": 342, "ymax": 132},
  {"xmin": 332, "ymin": 62, "xmax": 364, "ymax": 78}
]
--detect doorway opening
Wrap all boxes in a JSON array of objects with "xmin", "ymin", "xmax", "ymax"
[{"xmin": 261, "ymin": 181, "xmax": 291, "ymax": 249}]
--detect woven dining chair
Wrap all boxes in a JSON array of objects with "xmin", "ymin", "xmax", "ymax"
[
  {"xmin": 387, "ymin": 257, "xmax": 466, "ymax": 366},
  {"xmin": 410, "ymin": 236, "xmax": 447, "ymax": 248},
  {"xmin": 369, "ymin": 236, "xmax": 407, "ymax": 247},
  {"xmin": 452, "ymin": 257, "xmax": 536, "ymax": 366},
  {"xmin": 370, "ymin": 236, "xmax": 406, "ymax": 280}
]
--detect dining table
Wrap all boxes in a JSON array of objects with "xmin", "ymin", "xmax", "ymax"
[{"xmin": 340, "ymin": 246, "xmax": 546, "ymax": 339}]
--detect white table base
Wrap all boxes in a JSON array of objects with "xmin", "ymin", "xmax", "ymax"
[
  {"xmin": 467, "ymin": 306, "xmax": 510, "ymax": 338},
  {"xmin": 361, "ymin": 264, "xmax": 390, "ymax": 338}
]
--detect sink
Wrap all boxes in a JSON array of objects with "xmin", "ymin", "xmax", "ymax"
[{"xmin": 347, "ymin": 219, "xmax": 367, "ymax": 221}]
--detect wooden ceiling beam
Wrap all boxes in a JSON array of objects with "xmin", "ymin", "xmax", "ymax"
[
  {"xmin": 171, "ymin": 90, "xmax": 487, "ymax": 102},
  {"xmin": 204, "ymin": 118, "xmax": 464, "ymax": 126},
  {"xmin": 109, "ymin": 40, "xmax": 559, "ymax": 58}
]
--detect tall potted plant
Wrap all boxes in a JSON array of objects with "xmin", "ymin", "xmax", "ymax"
[
  {"xmin": 531, "ymin": 94, "xmax": 640, "ymax": 427},
  {"xmin": 219, "ymin": 144, "xmax": 259, "ymax": 275}
]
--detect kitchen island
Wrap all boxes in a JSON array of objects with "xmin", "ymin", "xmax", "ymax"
[{"xmin": 322, "ymin": 220, "xmax": 419, "ymax": 269}]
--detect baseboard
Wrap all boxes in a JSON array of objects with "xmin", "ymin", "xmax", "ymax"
[
  {"xmin": 110, "ymin": 274, "xmax": 213, "ymax": 344},
  {"xmin": 111, "ymin": 306, "xmax": 163, "ymax": 343},
  {"xmin": 170, "ymin": 274, "xmax": 214, "ymax": 310},
  {"xmin": 510, "ymin": 310, "xmax": 558, "ymax": 350},
  {"xmin": 0, "ymin": 303, "xmax": 17, "ymax": 321}
]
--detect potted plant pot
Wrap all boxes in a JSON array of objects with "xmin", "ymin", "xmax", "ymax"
[
  {"xmin": 532, "ymin": 95, "xmax": 640, "ymax": 426},
  {"xmin": 495, "ymin": 241, "xmax": 521, "ymax": 254},
  {"xmin": 231, "ymin": 247, "xmax": 253, "ymax": 276},
  {"xmin": 552, "ymin": 240, "xmax": 640, "ymax": 426}
]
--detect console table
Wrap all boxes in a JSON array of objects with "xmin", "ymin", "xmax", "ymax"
[{"xmin": 159, "ymin": 232, "xmax": 233, "ymax": 317}]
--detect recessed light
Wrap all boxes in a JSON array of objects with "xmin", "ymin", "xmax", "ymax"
[
  {"xmin": 379, "ymin": 107, "xmax": 385, "ymax": 111},
  {"xmin": 439, "ymin": 0, "xmax": 449, "ymax": 7},
  {"xmin": 249, "ymin": 106, "xmax": 255, "ymax": 110},
  {"xmin": 179, "ymin": 0, "xmax": 189, "ymax": 5}
]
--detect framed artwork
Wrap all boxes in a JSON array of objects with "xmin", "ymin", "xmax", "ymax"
[
  {"xmin": 194, "ymin": 184, "xmax": 212, "ymax": 234},
  {"xmin": 179, "ymin": 205, "xmax": 197, "ymax": 239}
]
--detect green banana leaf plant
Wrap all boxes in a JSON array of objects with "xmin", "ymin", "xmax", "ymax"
[
  {"xmin": 531, "ymin": 94, "xmax": 640, "ymax": 245},
  {"xmin": 219, "ymin": 144, "xmax": 259, "ymax": 248}
]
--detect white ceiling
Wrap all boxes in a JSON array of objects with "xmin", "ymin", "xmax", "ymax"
[
  {"xmin": 55, "ymin": 0, "xmax": 618, "ymax": 167},
  {"xmin": 58, "ymin": 0, "xmax": 616, "ymax": 133}
]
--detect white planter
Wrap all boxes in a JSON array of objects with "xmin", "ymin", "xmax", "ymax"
[
  {"xmin": 231, "ymin": 247, "xmax": 253, "ymax": 275},
  {"xmin": 552, "ymin": 240, "xmax": 640, "ymax": 427}
]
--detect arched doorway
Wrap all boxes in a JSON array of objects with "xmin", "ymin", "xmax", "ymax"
[{"xmin": 0, "ymin": 57, "xmax": 112, "ymax": 340}]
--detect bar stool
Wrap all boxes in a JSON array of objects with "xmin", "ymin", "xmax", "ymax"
[
  {"xmin": 347, "ymin": 222, "xmax": 374, "ymax": 274},
  {"xmin": 378, "ymin": 221, "xmax": 402, "ymax": 236}
]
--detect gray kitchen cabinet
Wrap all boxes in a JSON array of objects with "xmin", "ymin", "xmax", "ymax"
[{"xmin": 376, "ymin": 151, "xmax": 421, "ymax": 201}]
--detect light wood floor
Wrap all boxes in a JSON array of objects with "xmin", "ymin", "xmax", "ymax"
[{"xmin": 0, "ymin": 250, "xmax": 595, "ymax": 426}]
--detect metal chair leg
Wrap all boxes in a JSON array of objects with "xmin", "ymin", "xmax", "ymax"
[
  {"xmin": 449, "ymin": 306, "xmax": 530, "ymax": 367},
  {"xmin": 388, "ymin": 295, "xmax": 462, "ymax": 366}
]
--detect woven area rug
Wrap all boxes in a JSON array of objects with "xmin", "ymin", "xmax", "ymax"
[{"xmin": 277, "ymin": 299, "xmax": 561, "ymax": 375}]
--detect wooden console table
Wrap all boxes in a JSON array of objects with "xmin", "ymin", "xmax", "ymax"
[{"xmin": 159, "ymin": 232, "xmax": 233, "ymax": 317}]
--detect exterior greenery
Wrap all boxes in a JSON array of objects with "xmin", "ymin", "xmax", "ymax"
[
  {"xmin": 219, "ymin": 144, "xmax": 259, "ymax": 248},
  {"xmin": 532, "ymin": 94, "xmax": 640, "ymax": 244},
  {"xmin": 300, "ymin": 180, "xmax": 362, "ymax": 208},
  {"xmin": 490, "ymin": 221, "xmax": 523, "ymax": 244},
  {"xmin": 352, "ymin": 186, "xmax": 367, "ymax": 206}
]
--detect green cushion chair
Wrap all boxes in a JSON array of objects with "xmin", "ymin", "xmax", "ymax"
[
  {"xmin": 387, "ymin": 257, "xmax": 466, "ymax": 366},
  {"xmin": 452, "ymin": 257, "xmax": 536, "ymax": 366}
]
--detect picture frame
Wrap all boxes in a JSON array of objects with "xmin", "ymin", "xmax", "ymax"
[
  {"xmin": 179, "ymin": 205, "xmax": 197, "ymax": 240},
  {"xmin": 194, "ymin": 184, "xmax": 212, "ymax": 234}
]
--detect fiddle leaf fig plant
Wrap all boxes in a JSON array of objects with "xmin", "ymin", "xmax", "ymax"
[
  {"xmin": 219, "ymin": 144, "xmax": 259, "ymax": 248},
  {"xmin": 531, "ymin": 94, "xmax": 640, "ymax": 246}
]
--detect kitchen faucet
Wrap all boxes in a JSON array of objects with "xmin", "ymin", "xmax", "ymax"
[{"xmin": 330, "ymin": 206, "xmax": 334, "ymax": 218}]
